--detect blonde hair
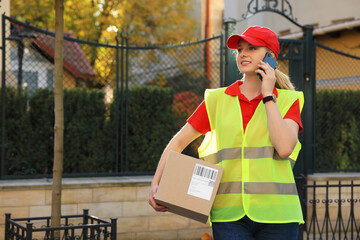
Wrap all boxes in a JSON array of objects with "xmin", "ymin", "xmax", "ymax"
[
  {"xmin": 275, "ymin": 69, "xmax": 295, "ymax": 91},
  {"xmin": 266, "ymin": 48, "xmax": 296, "ymax": 91}
]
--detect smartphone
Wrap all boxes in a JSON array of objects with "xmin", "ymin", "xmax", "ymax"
[{"xmin": 257, "ymin": 52, "xmax": 277, "ymax": 81}]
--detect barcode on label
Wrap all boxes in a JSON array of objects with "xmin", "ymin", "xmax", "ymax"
[{"xmin": 193, "ymin": 164, "xmax": 218, "ymax": 181}]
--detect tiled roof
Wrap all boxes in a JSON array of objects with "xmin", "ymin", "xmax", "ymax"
[{"xmin": 33, "ymin": 31, "xmax": 95, "ymax": 79}]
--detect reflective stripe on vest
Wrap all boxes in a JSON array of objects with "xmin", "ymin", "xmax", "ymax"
[
  {"xmin": 217, "ymin": 181, "xmax": 298, "ymax": 195},
  {"xmin": 201, "ymin": 146, "xmax": 296, "ymax": 168}
]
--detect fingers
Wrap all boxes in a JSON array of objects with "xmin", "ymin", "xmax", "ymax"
[
  {"xmin": 257, "ymin": 61, "xmax": 276, "ymax": 81},
  {"xmin": 257, "ymin": 61, "xmax": 276, "ymax": 96},
  {"xmin": 257, "ymin": 61, "xmax": 273, "ymax": 73},
  {"xmin": 255, "ymin": 68, "xmax": 266, "ymax": 79},
  {"xmin": 148, "ymin": 185, "xmax": 169, "ymax": 212},
  {"xmin": 148, "ymin": 196, "xmax": 169, "ymax": 212},
  {"xmin": 148, "ymin": 197, "xmax": 169, "ymax": 212}
]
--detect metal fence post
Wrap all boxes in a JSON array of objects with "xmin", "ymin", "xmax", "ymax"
[
  {"xmin": 124, "ymin": 33, "xmax": 129, "ymax": 173},
  {"xmin": 83, "ymin": 209, "xmax": 89, "ymax": 240},
  {"xmin": 115, "ymin": 33, "xmax": 120, "ymax": 174},
  {"xmin": 26, "ymin": 222, "xmax": 33, "ymax": 240},
  {"xmin": 302, "ymin": 25, "xmax": 315, "ymax": 175},
  {"xmin": 111, "ymin": 218, "xmax": 117, "ymax": 239},
  {"xmin": 5, "ymin": 213, "xmax": 10, "ymax": 240},
  {"xmin": 1, "ymin": 13, "xmax": 7, "ymax": 179},
  {"xmin": 223, "ymin": 19, "xmax": 239, "ymax": 86},
  {"xmin": 119, "ymin": 32, "xmax": 125, "ymax": 174}
]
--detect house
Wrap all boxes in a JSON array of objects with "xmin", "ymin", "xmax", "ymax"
[{"xmin": 6, "ymin": 22, "xmax": 95, "ymax": 93}]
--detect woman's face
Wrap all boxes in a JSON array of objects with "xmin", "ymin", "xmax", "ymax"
[{"xmin": 236, "ymin": 39, "xmax": 268, "ymax": 75}]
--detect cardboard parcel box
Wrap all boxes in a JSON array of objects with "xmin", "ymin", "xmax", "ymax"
[{"xmin": 155, "ymin": 151, "xmax": 223, "ymax": 223}]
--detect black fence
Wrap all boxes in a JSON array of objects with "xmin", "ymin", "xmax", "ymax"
[
  {"xmin": 0, "ymin": 16, "xmax": 223, "ymax": 179},
  {"xmin": 315, "ymin": 42, "xmax": 360, "ymax": 172},
  {"xmin": 297, "ymin": 177, "xmax": 360, "ymax": 240},
  {"xmin": 5, "ymin": 209, "xmax": 117, "ymax": 240},
  {"xmin": 2, "ymin": 15, "xmax": 360, "ymax": 178}
]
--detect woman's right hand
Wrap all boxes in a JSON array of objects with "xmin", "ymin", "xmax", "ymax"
[{"xmin": 148, "ymin": 184, "xmax": 169, "ymax": 212}]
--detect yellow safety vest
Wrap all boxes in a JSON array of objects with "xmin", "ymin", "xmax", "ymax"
[{"xmin": 198, "ymin": 87, "xmax": 304, "ymax": 224}]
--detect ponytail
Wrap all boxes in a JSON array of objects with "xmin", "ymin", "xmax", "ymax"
[
  {"xmin": 266, "ymin": 48, "xmax": 296, "ymax": 91},
  {"xmin": 275, "ymin": 69, "xmax": 295, "ymax": 91}
]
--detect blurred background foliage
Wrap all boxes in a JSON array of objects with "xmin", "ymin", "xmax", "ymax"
[{"xmin": 10, "ymin": 0, "xmax": 198, "ymax": 45}]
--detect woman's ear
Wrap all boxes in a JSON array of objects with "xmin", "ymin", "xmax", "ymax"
[{"xmin": 266, "ymin": 48, "xmax": 277, "ymax": 59}]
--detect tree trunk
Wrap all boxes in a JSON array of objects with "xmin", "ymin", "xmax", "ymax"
[{"xmin": 51, "ymin": 0, "xmax": 64, "ymax": 236}]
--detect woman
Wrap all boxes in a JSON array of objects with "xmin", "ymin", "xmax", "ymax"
[{"xmin": 149, "ymin": 26, "xmax": 304, "ymax": 240}]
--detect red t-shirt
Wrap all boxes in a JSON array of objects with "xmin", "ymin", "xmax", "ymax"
[{"xmin": 187, "ymin": 81, "xmax": 303, "ymax": 135}]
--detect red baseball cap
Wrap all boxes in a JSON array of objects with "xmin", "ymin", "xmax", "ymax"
[{"xmin": 227, "ymin": 26, "xmax": 280, "ymax": 58}]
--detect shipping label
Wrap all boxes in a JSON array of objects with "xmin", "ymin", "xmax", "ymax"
[{"xmin": 187, "ymin": 164, "xmax": 218, "ymax": 200}]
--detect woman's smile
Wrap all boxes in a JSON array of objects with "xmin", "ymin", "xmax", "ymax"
[{"xmin": 240, "ymin": 60, "xmax": 251, "ymax": 66}]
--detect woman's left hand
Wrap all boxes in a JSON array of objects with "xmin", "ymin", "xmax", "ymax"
[
  {"xmin": 256, "ymin": 60, "xmax": 276, "ymax": 96},
  {"xmin": 149, "ymin": 184, "xmax": 169, "ymax": 212}
]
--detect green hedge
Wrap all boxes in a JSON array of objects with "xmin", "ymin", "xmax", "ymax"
[
  {"xmin": 120, "ymin": 85, "xmax": 176, "ymax": 172},
  {"xmin": 27, "ymin": 88, "xmax": 54, "ymax": 174},
  {"xmin": 2, "ymin": 87, "xmax": 360, "ymax": 176},
  {"xmin": 0, "ymin": 88, "xmax": 33, "ymax": 175},
  {"xmin": 0, "ymin": 85, "xmax": 177, "ymax": 176},
  {"xmin": 316, "ymin": 90, "xmax": 360, "ymax": 171}
]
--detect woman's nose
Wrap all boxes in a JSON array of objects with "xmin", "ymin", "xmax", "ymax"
[{"xmin": 239, "ymin": 50, "xmax": 248, "ymax": 57}]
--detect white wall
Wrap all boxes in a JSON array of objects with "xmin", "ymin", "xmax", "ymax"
[
  {"xmin": 190, "ymin": 0, "xmax": 204, "ymax": 39},
  {"xmin": 0, "ymin": 0, "xmax": 11, "ymax": 86},
  {"xmin": 224, "ymin": 0, "xmax": 360, "ymax": 35},
  {"xmin": 0, "ymin": 0, "xmax": 10, "ymax": 42},
  {"xmin": 194, "ymin": 0, "xmax": 224, "ymax": 39},
  {"xmin": 0, "ymin": 0, "xmax": 10, "ymax": 24}
]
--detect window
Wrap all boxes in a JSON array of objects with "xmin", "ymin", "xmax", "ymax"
[
  {"xmin": 24, "ymin": 71, "xmax": 38, "ymax": 94},
  {"xmin": 47, "ymin": 69, "xmax": 54, "ymax": 89},
  {"xmin": 14, "ymin": 71, "xmax": 38, "ymax": 95}
]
